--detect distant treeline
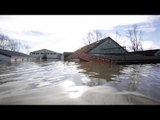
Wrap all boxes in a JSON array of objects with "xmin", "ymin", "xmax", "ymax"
[{"xmin": 0, "ymin": 33, "xmax": 30, "ymax": 53}]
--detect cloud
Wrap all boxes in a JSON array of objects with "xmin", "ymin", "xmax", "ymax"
[
  {"xmin": 22, "ymin": 30, "xmax": 48, "ymax": 36},
  {"xmin": 138, "ymin": 24, "xmax": 156, "ymax": 32},
  {"xmin": 0, "ymin": 15, "xmax": 159, "ymax": 53},
  {"xmin": 121, "ymin": 23, "xmax": 156, "ymax": 34},
  {"xmin": 108, "ymin": 32, "xmax": 160, "ymax": 51},
  {"xmin": 142, "ymin": 40, "xmax": 160, "ymax": 50},
  {"xmin": 0, "ymin": 15, "xmax": 153, "ymax": 33}
]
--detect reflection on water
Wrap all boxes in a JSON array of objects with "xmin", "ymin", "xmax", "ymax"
[
  {"xmin": 78, "ymin": 62, "xmax": 160, "ymax": 101},
  {"xmin": 78, "ymin": 62, "xmax": 122, "ymax": 81},
  {"xmin": 0, "ymin": 60, "xmax": 160, "ymax": 104}
]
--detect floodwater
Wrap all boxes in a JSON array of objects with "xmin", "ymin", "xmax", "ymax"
[{"xmin": 0, "ymin": 60, "xmax": 160, "ymax": 105}]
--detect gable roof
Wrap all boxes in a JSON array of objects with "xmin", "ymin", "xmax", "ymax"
[
  {"xmin": 66, "ymin": 37, "xmax": 128, "ymax": 59},
  {"xmin": 30, "ymin": 49, "xmax": 60, "ymax": 54},
  {"xmin": 0, "ymin": 49, "xmax": 29, "ymax": 57},
  {"xmin": 66, "ymin": 37, "xmax": 107, "ymax": 59}
]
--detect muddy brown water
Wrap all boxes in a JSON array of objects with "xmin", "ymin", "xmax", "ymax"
[{"xmin": 0, "ymin": 60, "xmax": 160, "ymax": 104}]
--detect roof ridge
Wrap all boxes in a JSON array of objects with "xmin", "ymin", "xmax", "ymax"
[
  {"xmin": 30, "ymin": 49, "xmax": 58, "ymax": 53},
  {"xmin": 66, "ymin": 37, "xmax": 111, "ymax": 59},
  {"xmin": 0, "ymin": 48, "xmax": 29, "ymax": 57},
  {"xmin": 85, "ymin": 37, "xmax": 111, "ymax": 53}
]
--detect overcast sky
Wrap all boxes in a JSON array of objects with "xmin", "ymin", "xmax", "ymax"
[{"xmin": 0, "ymin": 15, "xmax": 160, "ymax": 54}]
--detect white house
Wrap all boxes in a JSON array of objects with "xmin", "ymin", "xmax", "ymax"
[
  {"xmin": 30, "ymin": 49, "xmax": 62, "ymax": 60},
  {"xmin": 0, "ymin": 48, "xmax": 30, "ymax": 63}
]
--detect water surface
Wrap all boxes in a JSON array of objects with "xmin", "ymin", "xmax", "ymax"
[{"xmin": 0, "ymin": 60, "xmax": 160, "ymax": 104}]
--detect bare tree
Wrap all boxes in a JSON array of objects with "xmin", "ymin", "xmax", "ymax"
[
  {"xmin": 126, "ymin": 24, "xmax": 143, "ymax": 52},
  {"xmin": 23, "ymin": 44, "xmax": 31, "ymax": 54},
  {"xmin": 0, "ymin": 33, "xmax": 29, "ymax": 52},
  {"xmin": 0, "ymin": 33, "xmax": 10, "ymax": 49},
  {"xmin": 83, "ymin": 31, "xmax": 94, "ymax": 45},
  {"xmin": 115, "ymin": 31, "xmax": 121, "ymax": 41},
  {"xmin": 7, "ymin": 39, "xmax": 21, "ymax": 52},
  {"xmin": 83, "ymin": 30, "xmax": 104, "ymax": 45},
  {"xmin": 93, "ymin": 30, "xmax": 103, "ymax": 41}
]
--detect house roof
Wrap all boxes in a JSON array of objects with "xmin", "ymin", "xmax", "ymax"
[
  {"xmin": 66, "ymin": 37, "xmax": 128, "ymax": 59},
  {"xmin": 66, "ymin": 38, "xmax": 107, "ymax": 59},
  {"xmin": 30, "ymin": 49, "xmax": 61, "ymax": 54},
  {"xmin": 130, "ymin": 49, "xmax": 160, "ymax": 56},
  {"xmin": 0, "ymin": 49, "xmax": 30, "ymax": 57},
  {"xmin": 63, "ymin": 52, "xmax": 74, "ymax": 58}
]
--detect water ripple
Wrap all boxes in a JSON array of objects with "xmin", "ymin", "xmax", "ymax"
[{"xmin": 0, "ymin": 61, "xmax": 160, "ymax": 104}]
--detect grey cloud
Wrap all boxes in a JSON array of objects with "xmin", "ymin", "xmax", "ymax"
[
  {"xmin": 23, "ymin": 30, "xmax": 47, "ymax": 36},
  {"xmin": 122, "ymin": 23, "xmax": 156, "ymax": 33},
  {"xmin": 138, "ymin": 24, "xmax": 156, "ymax": 32},
  {"xmin": 0, "ymin": 29, "xmax": 52, "ymax": 37}
]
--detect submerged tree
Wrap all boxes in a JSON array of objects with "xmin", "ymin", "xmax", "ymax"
[
  {"xmin": 83, "ymin": 30, "xmax": 105, "ymax": 45},
  {"xmin": 126, "ymin": 24, "xmax": 143, "ymax": 52}
]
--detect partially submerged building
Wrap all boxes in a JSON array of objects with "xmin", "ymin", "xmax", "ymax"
[
  {"xmin": 130, "ymin": 49, "xmax": 160, "ymax": 56},
  {"xmin": 0, "ymin": 48, "xmax": 30, "ymax": 63},
  {"xmin": 63, "ymin": 52, "xmax": 74, "ymax": 61},
  {"xmin": 30, "ymin": 49, "xmax": 62, "ymax": 60},
  {"xmin": 66, "ymin": 37, "xmax": 160, "ymax": 64},
  {"xmin": 66, "ymin": 37, "xmax": 128, "ymax": 62}
]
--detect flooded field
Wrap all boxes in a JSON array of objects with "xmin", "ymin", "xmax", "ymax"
[{"xmin": 0, "ymin": 60, "xmax": 160, "ymax": 105}]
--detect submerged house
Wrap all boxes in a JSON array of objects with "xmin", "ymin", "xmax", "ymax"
[
  {"xmin": 66, "ymin": 37, "xmax": 128, "ymax": 62},
  {"xmin": 30, "ymin": 49, "xmax": 62, "ymax": 60},
  {"xmin": 63, "ymin": 52, "xmax": 74, "ymax": 61},
  {"xmin": 66, "ymin": 37, "xmax": 160, "ymax": 64},
  {"xmin": 0, "ymin": 48, "xmax": 30, "ymax": 63},
  {"xmin": 130, "ymin": 49, "xmax": 160, "ymax": 56}
]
